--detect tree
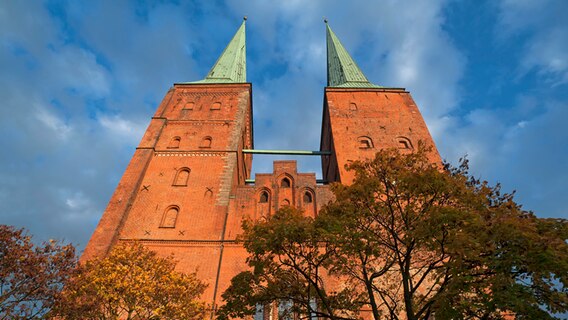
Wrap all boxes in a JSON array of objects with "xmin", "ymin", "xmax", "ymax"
[
  {"xmin": 218, "ymin": 207, "xmax": 361, "ymax": 320},
  {"xmin": 0, "ymin": 225, "xmax": 77, "ymax": 319},
  {"xmin": 54, "ymin": 242, "xmax": 207, "ymax": 320},
  {"xmin": 219, "ymin": 146, "xmax": 568, "ymax": 320}
]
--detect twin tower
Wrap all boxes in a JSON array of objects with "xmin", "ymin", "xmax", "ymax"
[{"xmin": 83, "ymin": 20, "xmax": 441, "ymax": 312}]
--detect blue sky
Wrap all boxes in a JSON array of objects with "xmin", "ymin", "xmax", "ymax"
[{"xmin": 0, "ymin": 0, "xmax": 566, "ymax": 251}]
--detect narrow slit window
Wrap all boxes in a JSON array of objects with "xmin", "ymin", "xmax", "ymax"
[{"xmin": 210, "ymin": 102, "xmax": 221, "ymax": 110}]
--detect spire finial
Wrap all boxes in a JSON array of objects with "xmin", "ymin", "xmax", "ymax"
[
  {"xmin": 243, "ymin": 16, "xmax": 247, "ymax": 21},
  {"xmin": 323, "ymin": 17, "xmax": 328, "ymax": 23}
]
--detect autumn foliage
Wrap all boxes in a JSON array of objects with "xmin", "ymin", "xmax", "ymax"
[
  {"xmin": 1, "ymin": 227, "xmax": 207, "ymax": 320},
  {"xmin": 218, "ymin": 146, "xmax": 568, "ymax": 320},
  {"xmin": 54, "ymin": 242, "xmax": 207, "ymax": 320},
  {"xmin": 0, "ymin": 225, "xmax": 76, "ymax": 319}
]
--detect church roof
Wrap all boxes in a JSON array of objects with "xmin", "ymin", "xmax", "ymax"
[
  {"xmin": 191, "ymin": 19, "xmax": 247, "ymax": 84},
  {"xmin": 326, "ymin": 22, "xmax": 382, "ymax": 88}
]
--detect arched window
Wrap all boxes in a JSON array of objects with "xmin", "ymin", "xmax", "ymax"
[
  {"xmin": 259, "ymin": 191, "xmax": 269, "ymax": 203},
  {"xmin": 200, "ymin": 136, "xmax": 212, "ymax": 148},
  {"xmin": 357, "ymin": 136, "xmax": 373, "ymax": 149},
  {"xmin": 303, "ymin": 192, "xmax": 313, "ymax": 203},
  {"xmin": 281, "ymin": 178, "xmax": 291, "ymax": 188},
  {"xmin": 168, "ymin": 136, "xmax": 181, "ymax": 149},
  {"xmin": 349, "ymin": 102, "xmax": 358, "ymax": 111},
  {"xmin": 210, "ymin": 102, "xmax": 221, "ymax": 110},
  {"xmin": 256, "ymin": 189, "xmax": 272, "ymax": 220},
  {"xmin": 396, "ymin": 137, "xmax": 413, "ymax": 150},
  {"xmin": 281, "ymin": 199, "xmax": 290, "ymax": 206},
  {"xmin": 173, "ymin": 168, "xmax": 190, "ymax": 186},
  {"xmin": 160, "ymin": 206, "xmax": 179, "ymax": 228}
]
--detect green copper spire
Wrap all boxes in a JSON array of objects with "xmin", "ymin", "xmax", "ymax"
[
  {"xmin": 192, "ymin": 19, "xmax": 246, "ymax": 84},
  {"xmin": 326, "ymin": 22, "xmax": 381, "ymax": 88}
]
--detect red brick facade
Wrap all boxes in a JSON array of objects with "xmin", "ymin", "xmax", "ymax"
[
  {"xmin": 322, "ymin": 87, "xmax": 441, "ymax": 184},
  {"xmin": 82, "ymin": 82, "xmax": 440, "ymax": 313}
]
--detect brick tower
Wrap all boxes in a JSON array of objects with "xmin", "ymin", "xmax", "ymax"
[
  {"xmin": 83, "ymin": 20, "xmax": 441, "ymax": 317},
  {"xmin": 321, "ymin": 22, "xmax": 440, "ymax": 184},
  {"xmin": 82, "ymin": 20, "xmax": 253, "ymax": 307}
]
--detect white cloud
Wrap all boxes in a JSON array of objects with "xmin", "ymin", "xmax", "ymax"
[
  {"xmin": 522, "ymin": 26, "xmax": 568, "ymax": 85},
  {"xmin": 65, "ymin": 192, "xmax": 90, "ymax": 210},
  {"xmin": 442, "ymin": 94, "xmax": 568, "ymax": 218},
  {"xmin": 0, "ymin": 2, "xmax": 57, "ymax": 55},
  {"xmin": 1, "ymin": 0, "xmax": 565, "ymax": 253},
  {"xmin": 98, "ymin": 115, "xmax": 146, "ymax": 143},
  {"xmin": 35, "ymin": 105, "xmax": 72, "ymax": 140},
  {"xmin": 499, "ymin": 0, "xmax": 568, "ymax": 84},
  {"xmin": 49, "ymin": 46, "xmax": 111, "ymax": 97},
  {"xmin": 226, "ymin": 0, "xmax": 465, "ymax": 178}
]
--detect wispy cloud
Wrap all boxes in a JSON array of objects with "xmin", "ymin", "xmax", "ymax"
[
  {"xmin": 35, "ymin": 105, "xmax": 72, "ymax": 140},
  {"xmin": 98, "ymin": 115, "xmax": 146, "ymax": 144},
  {"xmin": 498, "ymin": 0, "xmax": 568, "ymax": 85},
  {"xmin": 0, "ymin": 0, "xmax": 565, "ymax": 251}
]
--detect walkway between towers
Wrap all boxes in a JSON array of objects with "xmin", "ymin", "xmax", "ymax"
[{"xmin": 241, "ymin": 149, "xmax": 331, "ymax": 184}]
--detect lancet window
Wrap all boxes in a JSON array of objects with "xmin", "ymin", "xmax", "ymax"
[
  {"xmin": 173, "ymin": 168, "xmax": 190, "ymax": 186},
  {"xmin": 160, "ymin": 206, "xmax": 179, "ymax": 228}
]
